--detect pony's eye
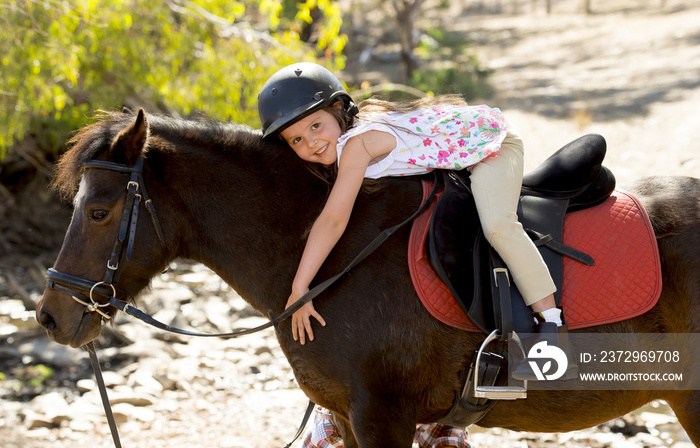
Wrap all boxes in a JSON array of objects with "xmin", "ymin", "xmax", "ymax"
[{"xmin": 91, "ymin": 209, "xmax": 109, "ymax": 221}]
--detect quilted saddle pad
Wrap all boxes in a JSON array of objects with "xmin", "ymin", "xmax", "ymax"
[{"xmin": 408, "ymin": 182, "xmax": 662, "ymax": 332}]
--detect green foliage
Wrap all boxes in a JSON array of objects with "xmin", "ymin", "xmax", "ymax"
[
  {"xmin": 0, "ymin": 0, "xmax": 346, "ymax": 159},
  {"xmin": 18, "ymin": 364, "xmax": 55, "ymax": 387},
  {"xmin": 418, "ymin": 28, "xmax": 471, "ymax": 58},
  {"xmin": 0, "ymin": 364, "xmax": 54, "ymax": 390},
  {"xmin": 411, "ymin": 64, "xmax": 494, "ymax": 99},
  {"xmin": 413, "ymin": 28, "xmax": 493, "ymax": 99}
]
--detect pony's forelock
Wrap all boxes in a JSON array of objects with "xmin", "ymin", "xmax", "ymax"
[{"xmin": 51, "ymin": 110, "xmax": 126, "ymax": 199}]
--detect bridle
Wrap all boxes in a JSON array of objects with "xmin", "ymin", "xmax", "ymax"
[
  {"xmin": 42, "ymin": 154, "xmax": 441, "ymax": 448},
  {"xmin": 46, "ymin": 156, "xmax": 165, "ymax": 323},
  {"xmin": 44, "ymin": 156, "xmax": 297, "ymax": 337}
]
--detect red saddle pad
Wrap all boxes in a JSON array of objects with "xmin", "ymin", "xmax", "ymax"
[{"xmin": 408, "ymin": 182, "xmax": 662, "ymax": 332}]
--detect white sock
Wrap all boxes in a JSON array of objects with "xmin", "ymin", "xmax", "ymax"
[{"xmin": 536, "ymin": 307, "xmax": 563, "ymax": 326}]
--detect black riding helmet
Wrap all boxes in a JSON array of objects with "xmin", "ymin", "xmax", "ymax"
[{"xmin": 258, "ymin": 62, "xmax": 358, "ymax": 138}]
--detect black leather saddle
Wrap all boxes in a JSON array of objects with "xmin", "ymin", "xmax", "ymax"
[{"xmin": 427, "ymin": 133, "xmax": 615, "ymax": 335}]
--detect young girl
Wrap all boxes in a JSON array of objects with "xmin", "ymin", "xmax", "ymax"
[{"xmin": 258, "ymin": 62, "xmax": 577, "ymax": 381}]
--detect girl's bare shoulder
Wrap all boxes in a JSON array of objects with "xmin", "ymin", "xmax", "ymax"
[{"xmin": 346, "ymin": 130, "xmax": 396, "ymax": 161}]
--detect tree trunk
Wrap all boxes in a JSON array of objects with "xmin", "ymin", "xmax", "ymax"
[
  {"xmin": 392, "ymin": 0, "xmax": 424, "ymax": 82},
  {"xmin": 584, "ymin": 0, "xmax": 592, "ymax": 14}
]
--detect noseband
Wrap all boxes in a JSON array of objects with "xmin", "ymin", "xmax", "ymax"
[{"xmin": 46, "ymin": 156, "xmax": 165, "ymax": 323}]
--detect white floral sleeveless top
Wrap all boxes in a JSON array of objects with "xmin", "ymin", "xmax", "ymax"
[{"xmin": 336, "ymin": 104, "xmax": 508, "ymax": 179}]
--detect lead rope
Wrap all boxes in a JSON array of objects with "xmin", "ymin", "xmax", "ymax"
[
  {"xmin": 86, "ymin": 341, "xmax": 122, "ymax": 448},
  {"xmin": 284, "ymin": 401, "xmax": 317, "ymax": 448},
  {"xmin": 83, "ymin": 317, "xmax": 316, "ymax": 448},
  {"xmin": 87, "ymin": 339, "xmax": 313, "ymax": 448}
]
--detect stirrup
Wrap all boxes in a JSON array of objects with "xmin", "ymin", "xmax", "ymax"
[{"xmin": 473, "ymin": 329, "xmax": 528, "ymax": 400}]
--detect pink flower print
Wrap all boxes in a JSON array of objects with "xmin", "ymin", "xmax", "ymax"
[
  {"xmin": 422, "ymin": 138, "xmax": 432, "ymax": 147},
  {"xmin": 437, "ymin": 150, "xmax": 450, "ymax": 164},
  {"xmin": 419, "ymin": 154, "xmax": 426, "ymax": 161},
  {"xmin": 445, "ymin": 138, "xmax": 452, "ymax": 145},
  {"xmin": 448, "ymin": 143, "xmax": 458, "ymax": 153},
  {"xmin": 458, "ymin": 139, "xmax": 466, "ymax": 147},
  {"xmin": 459, "ymin": 152, "xmax": 469, "ymax": 158},
  {"xmin": 408, "ymin": 158, "xmax": 417, "ymax": 165},
  {"xmin": 430, "ymin": 125, "xmax": 441, "ymax": 134},
  {"xmin": 409, "ymin": 117, "xmax": 418, "ymax": 124}
]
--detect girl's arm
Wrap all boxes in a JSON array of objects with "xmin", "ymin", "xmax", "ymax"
[{"xmin": 287, "ymin": 130, "xmax": 395, "ymax": 344}]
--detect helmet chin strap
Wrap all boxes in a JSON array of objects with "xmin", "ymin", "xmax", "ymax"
[{"xmin": 345, "ymin": 99, "xmax": 359, "ymax": 118}]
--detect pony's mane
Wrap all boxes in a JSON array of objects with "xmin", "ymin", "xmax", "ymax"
[{"xmin": 52, "ymin": 110, "xmax": 269, "ymax": 199}]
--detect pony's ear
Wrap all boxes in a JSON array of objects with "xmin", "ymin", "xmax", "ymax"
[{"xmin": 111, "ymin": 108, "xmax": 149, "ymax": 165}]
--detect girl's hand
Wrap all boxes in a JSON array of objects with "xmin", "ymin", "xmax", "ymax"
[
  {"xmin": 281, "ymin": 132, "xmax": 391, "ymax": 346},
  {"xmin": 286, "ymin": 293, "xmax": 326, "ymax": 345}
]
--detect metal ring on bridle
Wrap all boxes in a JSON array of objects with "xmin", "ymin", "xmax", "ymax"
[{"xmin": 89, "ymin": 282, "xmax": 116, "ymax": 311}]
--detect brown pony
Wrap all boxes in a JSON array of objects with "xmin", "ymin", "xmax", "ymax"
[{"xmin": 36, "ymin": 109, "xmax": 700, "ymax": 447}]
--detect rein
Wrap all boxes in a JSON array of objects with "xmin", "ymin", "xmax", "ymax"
[{"xmin": 46, "ymin": 156, "xmax": 441, "ymax": 447}]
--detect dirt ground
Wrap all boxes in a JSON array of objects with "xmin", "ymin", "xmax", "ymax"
[{"xmin": 2, "ymin": 0, "xmax": 700, "ymax": 447}]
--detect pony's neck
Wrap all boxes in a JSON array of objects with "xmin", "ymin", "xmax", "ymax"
[{"xmin": 151, "ymin": 128, "xmax": 327, "ymax": 314}]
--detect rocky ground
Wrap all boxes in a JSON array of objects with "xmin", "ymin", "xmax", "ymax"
[{"xmin": 1, "ymin": 0, "xmax": 699, "ymax": 447}]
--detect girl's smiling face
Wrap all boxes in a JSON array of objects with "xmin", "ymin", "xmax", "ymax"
[{"xmin": 280, "ymin": 105, "xmax": 343, "ymax": 166}]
